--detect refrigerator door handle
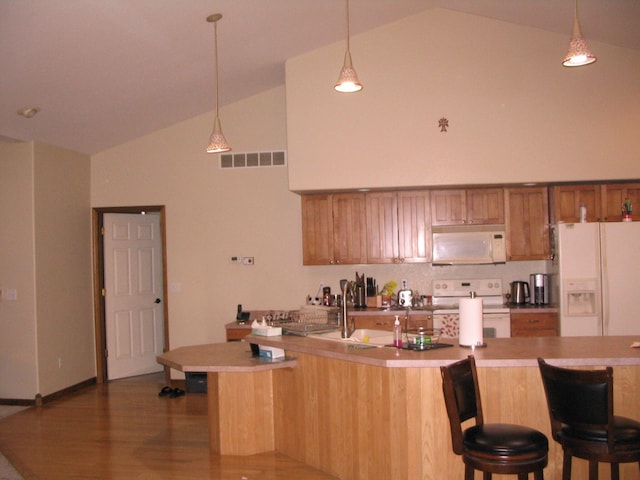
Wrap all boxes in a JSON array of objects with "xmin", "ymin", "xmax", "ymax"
[{"xmin": 599, "ymin": 226, "xmax": 608, "ymax": 336}]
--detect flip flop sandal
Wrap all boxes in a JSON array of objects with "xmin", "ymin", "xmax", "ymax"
[
  {"xmin": 158, "ymin": 386, "xmax": 173, "ymax": 397},
  {"xmin": 169, "ymin": 388, "xmax": 185, "ymax": 398}
]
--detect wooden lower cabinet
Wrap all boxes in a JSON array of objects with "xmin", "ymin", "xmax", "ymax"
[
  {"xmin": 511, "ymin": 312, "xmax": 558, "ymax": 337},
  {"xmin": 352, "ymin": 315, "xmax": 395, "ymax": 330},
  {"xmin": 352, "ymin": 313, "xmax": 433, "ymax": 331},
  {"xmin": 226, "ymin": 324, "xmax": 251, "ymax": 341}
]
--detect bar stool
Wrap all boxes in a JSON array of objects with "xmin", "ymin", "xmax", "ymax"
[
  {"xmin": 441, "ymin": 356, "xmax": 548, "ymax": 480},
  {"xmin": 537, "ymin": 358, "xmax": 640, "ymax": 480}
]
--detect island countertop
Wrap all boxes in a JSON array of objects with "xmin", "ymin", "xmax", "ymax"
[{"xmin": 246, "ymin": 333, "xmax": 640, "ymax": 368}]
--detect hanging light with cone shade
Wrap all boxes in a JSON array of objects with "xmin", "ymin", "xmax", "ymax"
[
  {"xmin": 206, "ymin": 13, "xmax": 231, "ymax": 153},
  {"xmin": 334, "ymin": 0, "xmax": 362, "ymax": 93},
  {"xmin": 562, "ymin": 0, "xmax": 596, "ymax": 67}
]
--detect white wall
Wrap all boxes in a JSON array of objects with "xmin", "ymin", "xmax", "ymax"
[
  {"xmin": 286, "ymin": 9, "xmax": 640, "ymax": 191},
  {"xmin": 0, "ymin": 141, "xmax": 93, "ymax": 400},
  {"xmin": 0, "ymin": 142, "xmax": 38, "ymax": 399},
  {"xmin": 33, "ymin": 142, "xmax": 94, "ymax": 395}
]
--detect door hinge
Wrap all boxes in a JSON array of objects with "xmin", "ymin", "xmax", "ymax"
[
  {"xmin": 101, "ymin": 226, "xmax": 105, "ymax": 235},
  {"xmin": 104, "ymin": 349, "xmax": 109, "ymax": 358},
  {"xmin": 101, "ymin": 288, "xmax": 106, "ymax": 297}
]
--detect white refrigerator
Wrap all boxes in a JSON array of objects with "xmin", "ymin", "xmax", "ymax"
[{"xmin": 553, "ymin": 222, "xmax": 640, "ymax": 336}]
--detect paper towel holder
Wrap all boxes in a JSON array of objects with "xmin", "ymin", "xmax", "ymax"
[{"xmin": 459, "ymin": 291, "xmax": 487, "ymax": 348}]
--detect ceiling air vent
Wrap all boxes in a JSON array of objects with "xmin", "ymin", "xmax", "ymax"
[{"xmin": 220, "ymin": 150, "xmax": 287, "ymax": 169}]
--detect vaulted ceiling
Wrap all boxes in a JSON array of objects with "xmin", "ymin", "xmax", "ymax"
[{"xmin": 2, "ymin": 0, "xmax": 639, "ymax": 154}]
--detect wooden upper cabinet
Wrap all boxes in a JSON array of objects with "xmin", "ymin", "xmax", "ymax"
[
  {"xmin": 431, "ymin": 188, "xmax": 504, "ymax": 226},
  {"xmin": 366, "ymin": 190, "xmax": 431, "ymax": 264},
  {"xmin": 301, "ymin": 194, "xmax": 334, "ymax": 265},
  {"xmin": 467, "ymin": 188, "xmax": 505, "ymax": 225},
  {"xmin": 431, "ymin": 189, "xmax": 466, "ymax": 225},
  {"xmin": 551, "ymin": 183, "xmax": 640, "ymax": 223},
  {"xmin": 301, "ymin": 193, "xmax": 367, "ymax": 265},
  {"xmin": 504, "ymin": 187, "xmax": 550, "ymax": 261},
  {"xmin": 365, "ymin": 192, "xmax": 399, "ymax": 264},
  {"xmin": 550, "ymin": 185, "xmax": 601, "ymax": 223},
  {"xmin": 600, "ymin": 183, "xmax": 640, "ymax": 222},
  {"xmin": 397, "ymin": 191, "xmax": 432, "ymax": 263}
]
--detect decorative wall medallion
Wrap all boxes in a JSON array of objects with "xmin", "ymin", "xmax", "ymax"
[{"xmin": 439, "ymin": 117, "xmax": 449, "ymax": 132}]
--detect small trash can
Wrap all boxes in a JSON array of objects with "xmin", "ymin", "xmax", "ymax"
[{"xmin": 185, "ymin": 372, "xmax": 207, "ymax": 393}]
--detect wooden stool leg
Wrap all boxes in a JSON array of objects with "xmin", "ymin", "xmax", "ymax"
[
  {"xmin": 464, "ymin": 464, "xmax": 474, "ymax": 480},
  {"xmin": 588, "ymin": 460, "xmax": 598, "ymax": 480},
  {"xmin": 534, "ymin": 469, "xmax": 544, "ymax": 480},
  {"xmin": 562, "ymin": 452, "xmax": 572, "ymax": 480},
  {"xmin": 610, "ymin": 463, "xmax": 619, "ymax": 480}
]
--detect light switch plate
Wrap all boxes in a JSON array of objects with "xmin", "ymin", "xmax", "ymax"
[{"xmin": 1, "ymin": 288, "xmax": 17, "ymax": 301}]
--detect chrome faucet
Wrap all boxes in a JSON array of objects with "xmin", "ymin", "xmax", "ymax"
[{"xmin": 341, "ymin": 281, "xmax": 356, "ymax": 338}]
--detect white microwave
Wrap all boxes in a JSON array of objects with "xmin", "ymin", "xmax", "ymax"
[{"xmin": 432, "ymin": 225, "xmax": 507, "ymax": 265}]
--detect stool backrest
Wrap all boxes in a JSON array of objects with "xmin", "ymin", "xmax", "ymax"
[
  {"xmin": 441, "ymin": 355, "xmax": 484, "ymax": 455},
  {"xmin": 537, "ymin": 358, "xmax": 614, "ymax": 451}
]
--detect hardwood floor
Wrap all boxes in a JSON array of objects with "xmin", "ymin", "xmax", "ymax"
[{"xmin": 0, "ymin": 373, "xmax": 337, "ymax": 479}]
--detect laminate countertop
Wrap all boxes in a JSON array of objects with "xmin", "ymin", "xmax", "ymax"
[
  {"xmin": 157, "ymin": 341, "xmax": 295, "ymax": 373},
  {"xmin": 247, "ymin": 333, "xmax": 640, "ymax": 368}
]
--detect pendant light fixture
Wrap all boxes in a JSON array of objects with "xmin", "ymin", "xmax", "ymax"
[
  {"xmin": 206, "ymin": 13, "xmax": 231, "ymax": 153},
  {"xmin": 334, "ymin": 0, "xmax": 362, "ymax": 93},
  {"xmin": 562, "ymin": 0, "xmax": 596, "ymax": 67}
]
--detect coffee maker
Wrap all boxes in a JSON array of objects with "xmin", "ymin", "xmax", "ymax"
[{"xmin": 529, "ymin": 273, "xmax": 550, "ymax": 305}]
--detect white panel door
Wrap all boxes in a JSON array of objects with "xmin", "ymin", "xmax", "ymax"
[{"xmin": 104, "ymin": 213, "xmax": 164, "ymax": 379}]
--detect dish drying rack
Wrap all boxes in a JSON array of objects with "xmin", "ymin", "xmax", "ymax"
[{"xmin": 271, "ymin": 307, "xmax": 340, "ymax": 336}]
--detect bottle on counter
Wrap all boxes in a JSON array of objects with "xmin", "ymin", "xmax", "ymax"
[
  {"xmin": 393, "ymin": 315, "xmax": 403, "ymax": 348},
  {"xmin": 322, "ymin": 287, "xmax": 332, "ymax": 306}
]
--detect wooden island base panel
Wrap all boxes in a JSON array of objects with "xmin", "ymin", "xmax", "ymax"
[
  {"xmin": 157, "ymin": 336, "xmax": 640, "ymax": 480},
  {"xmin": 157, "ymin": 342, "xmax": 296, "ymax": 456}
]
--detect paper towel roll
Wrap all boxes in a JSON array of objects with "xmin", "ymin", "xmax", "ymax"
[{"xmin": 459, "ymin": 297, "xmax": 484, "ymax": 347}]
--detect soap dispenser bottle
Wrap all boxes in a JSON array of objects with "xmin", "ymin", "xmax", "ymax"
[{"xmin": 393, "ymin": 315, "xmax": 402, "ymax": 348}]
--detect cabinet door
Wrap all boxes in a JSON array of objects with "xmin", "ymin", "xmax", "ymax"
[
  {"xmin": 332, "ymin": 193, "xmax": 368, "ymax": 264},
  {"xmin": 504, "ymin": 187, "xmax": 550, "ymax": 261},
  {"xmin": 366, "ymin": 192, "xmax": 399, "ymax": 264},
  {"xmin": 551, "ymin": 185, "xmax": 601, "ymax": 223},
  {"xmin": 467, "ymin": 188, "xmax": 505, "ymax": 225},
  {"xmin": 600, "ymin": 183, "xmax": 640, "ymax": 222},
  {"xmin": 511, "ymin": 312, "xmax": 558, "ymax": 337},
  {"xmin": 397, "ymin": 191, "xmax": 431, "ymax": 263},
  {"xmin": 431, "ymin": 189, "xmax": 466, "ymax": 225},
  {"xmin": 301, "ymin": 194, "xmax": 334, "ymax": 265}
]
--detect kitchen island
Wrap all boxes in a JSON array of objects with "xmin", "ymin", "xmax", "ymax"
[{"xmin": 158, "ymin": 336, "xmax": 640, "ymax": 480}]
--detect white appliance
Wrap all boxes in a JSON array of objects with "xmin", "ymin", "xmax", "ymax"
[
  {"xmin": 432, "ymin": 225, "xmax": 507, "ymax": 265},
  {"xmin": 432, "ymin": 278, "xmax": 511, "ymax": 338},
  {"xmin": 553, "ymin": 222, "xmax": 640, "ymax": 336}
]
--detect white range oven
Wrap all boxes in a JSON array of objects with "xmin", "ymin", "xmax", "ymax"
[{"xmin": 432, "ymin": 278, "xmax": 511, "ymax": 338}]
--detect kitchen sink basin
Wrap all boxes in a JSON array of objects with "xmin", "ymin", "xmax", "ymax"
[{"xmin": 310, "ymin": 329, "xmax": 395, "ymax": 347}]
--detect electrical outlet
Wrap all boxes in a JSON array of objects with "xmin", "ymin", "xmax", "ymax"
[
  {"xmin": 58, "ymin": 357, "xmax": 63, "ymax": 368},
  {"xmin": 230, "ymin": 256, "xmax": 241, "ymax": 263},
  {"xmin": 401, "ymin": 279, "xmax": 408, "ymax": 289},
  {"xmin": 242, "ymin": 257, "xmax": 254, "ymax": 265}
]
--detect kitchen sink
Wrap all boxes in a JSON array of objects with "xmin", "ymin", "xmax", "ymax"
[{"xmin": 310, "ymin": 329, "xmax": 395, "ymax": 347}]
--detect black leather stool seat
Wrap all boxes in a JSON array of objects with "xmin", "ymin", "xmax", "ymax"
[
  {"xmin": 465, "ymin": 424, "xmax": 549, "ymax": 456},
  {"xmin": 562, "ymin": 416, "xmax": 640, "ymax": 445}
]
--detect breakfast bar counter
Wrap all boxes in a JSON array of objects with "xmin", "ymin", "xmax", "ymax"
[{"xmin": 159, "ymin": 336, "xmax": 640, "ymax": 480}]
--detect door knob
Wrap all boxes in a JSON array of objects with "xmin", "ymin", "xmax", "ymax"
[{"xmin": 155, "ymin": 298, "xmax": 162, "ymax": 304}]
